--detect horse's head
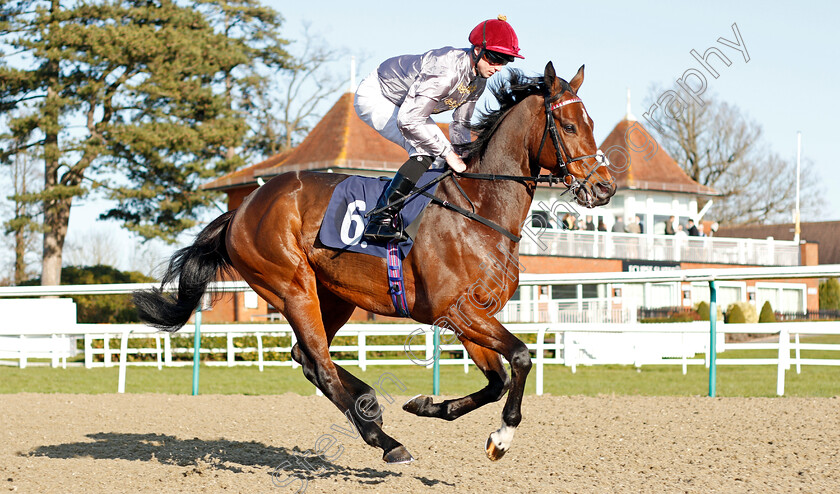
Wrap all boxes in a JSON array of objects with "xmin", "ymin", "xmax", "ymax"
[{"xmin": 534, "ymin": 62, "xmax": 616, "ymax": 208}]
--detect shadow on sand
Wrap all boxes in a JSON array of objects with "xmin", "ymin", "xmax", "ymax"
[{"xmin": 23, "ymin": 431, "xmax": 443, "ymax": 487}]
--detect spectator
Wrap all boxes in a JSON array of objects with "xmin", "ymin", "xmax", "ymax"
[
  {"xmin": 636, "ymin": 215, "xmax": 644, "ymax": 234},
  {"xmin": 665, "ymin": 216, "xmax": 676, "ymax": 235},
  {"xmin": 597, "ymin": 218, "xmax": 607, "ymax": 232},
  {"xmin": 674, "ymin": 224, "xmax": 687, "ymax": 237},
  {"xmin": 626, "ymin": 216, "xmax": 641, "ymax": 234},
  {"xmin": 612, "ymin": 216, "xmax": 624, "ymax": 232},
  {"xmin": 687, "ymin": 219, "xmax": 700, "ymax": 236},
  {"xmin": 563, "ymin": 214, "xmax": 577, "ymax": 230},
  {"xmin": 584, "ymin": 215, "xmax": 595, "ymax": 231}
]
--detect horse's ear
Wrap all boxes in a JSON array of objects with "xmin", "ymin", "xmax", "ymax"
[
  {"xmin": 569, "ymin": 64, "xmax": 585, "ymax": 93},
  {"xmin": 544, "ymin": 61, "xmax": 556, "ymax": 87}
]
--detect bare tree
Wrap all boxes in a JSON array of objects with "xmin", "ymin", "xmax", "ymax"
[
  {"xmin": 63, "ymin": 228, "xmax": 119, "ymax": 267},
  {"xmin": 246, "ymin": 22, "xmax": 361, "ymax": 157},
  {"xmin": 2, "ymin": 147, "xmax": 42, "ymax": 284},
  {"xmin": 646, "ymin": 88, "xmax": 822, "ymax": 225}
]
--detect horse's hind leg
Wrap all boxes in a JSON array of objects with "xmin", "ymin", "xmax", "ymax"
[
  {"xmin": 403, "ymin": 339, "xmax": 509, "ymax": 421},
  {"xmin": 251, "ymin": 279, "xmax": 412, "ymax": 463},
  {"xmin": 291, "ymin": 284, "xmax": 384, "ymax": 426}
]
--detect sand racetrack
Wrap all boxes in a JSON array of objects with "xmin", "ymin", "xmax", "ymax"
[{"xmin": 1, "ymin": 393, "xmax": 838, "ymax": 493}]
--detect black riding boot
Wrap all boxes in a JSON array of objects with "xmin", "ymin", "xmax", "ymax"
[{"xmin": 363, "ymin": 172, "xmax": 417, "ymax": 242}]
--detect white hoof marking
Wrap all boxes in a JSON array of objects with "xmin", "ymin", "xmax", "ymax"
[{"xmin": 490, "ymin": 423, "xmax": 517, "ymax": 451}]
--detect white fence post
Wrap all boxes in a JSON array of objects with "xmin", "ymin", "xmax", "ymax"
[
  {"xmin": 256, "ymin": 332, "xmax": 264, "ymax": 372},
  {"xmin": 118, "ymin": 328, "xmax": 130, "ymax": 393},
  {"xmin": 359, "ymin": 332, "xmax": 366, "ymax": 372},
  {"xmin": 155, "ymin": 333, "xmax": 162, "ymax": 370},
  {"xmin": 227, "ymin": 333, "xmax": 235, "ymax": 366},
  {"xmin": 777, "ymin": 325, "xmax": 790, "ymax": 396},
  {"xmin": 536, "ymin": 326, "xmax": 547, "ymax": 396},
  {"xmin": 103, "ymin": 332, "xmax": 112, "ymax": 367},
  {"xmin": 18, "ymin": 335, "xmax": 26, "ymax": 368},
  {"xmin": 164, "ymin": 333, "xmax": 172, "ymax": 366}
]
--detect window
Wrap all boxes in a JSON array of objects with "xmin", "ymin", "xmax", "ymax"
[
  {"xmin": 653, "ymin": 214, "xmax": 672, "ymax": 235},
  {"xmin": 781, "ymin": 288, "xmax": 804, "ymax": 313},
  {"xmin": 650, "ymin": 283, "xmax": 678, "ymax": 307},
  {"xmin": 531, "ymin": 210, "xmax": 551, "ymax": 229},
  {"xmin": 756, "ymin": 283, "xmax": 806, "ymax": 313},
  {"xmin": 582, "ymin": 284, "xmax": 599, "ymax": 299},
  {"xmin": 692, "ymin": 282, "xmax": 745, "ymax": 308},
  {"xmin": 551, "ymin": 285, "xmax": 577, "ymax": 300},
  {"xmin": 718, "ymin": 286, "xmax": 742, "ymax": 307},
  {"xmin": 621, "ymin": 283, "xmax": 645, "ymax": 309},
  {"xmin": 244, "ymin": 290, "xmax": 259, "ymax": 309}
]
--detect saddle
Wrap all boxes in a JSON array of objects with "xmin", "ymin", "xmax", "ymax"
[{"xmin": 317, "ymin": 169, "xmax": 445, "ymax": 258}]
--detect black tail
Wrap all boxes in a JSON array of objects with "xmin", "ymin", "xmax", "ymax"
[{"xmin": 133, "ymin": 210, "xmax": 236, "ymax": 332}]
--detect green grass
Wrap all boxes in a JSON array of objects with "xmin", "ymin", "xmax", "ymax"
[
  {"xmin": 4, "ymin": 334, "xmax": 838, "ymax": 397},
  {"xmin": 1, "ymin": 359, "xmax": 838, "ymax": 397}
]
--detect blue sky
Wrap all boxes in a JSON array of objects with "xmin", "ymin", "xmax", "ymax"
[{"xmin": 267, "ymin": 0, "xmax": 839, "ymax": 221}]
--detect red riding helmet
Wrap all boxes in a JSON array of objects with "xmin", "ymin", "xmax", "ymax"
[{"xmin": 468, "ymin": 15, "xmax": 524, "ymax": 59}]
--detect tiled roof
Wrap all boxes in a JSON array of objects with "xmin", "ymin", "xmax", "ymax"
[
  {"xmin": 203, "ymin": 92, "xmax": 450, "ymax": 190},
  {"xmin": 259, "ymin": 92, "xmax": 449, "ymax": 178},
  {"xmin": 202, "ymin": 149, "xmax": 292, "ymax": 191},
  {"xmin": 599, "ymin": 119, "xmax": 718, "ymax": 196},
  {"xmin": 717, "ymin": 221, "xmax": 840, "ymax": 265}
]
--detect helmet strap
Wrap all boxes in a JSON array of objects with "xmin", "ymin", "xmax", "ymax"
[
  {"xmin": 473, "ymin": 20, "xmax": 488, "ymax": 74},
  {"xmin": 473, "ymin": 46, "xmax": 486, "ymax": 74}
]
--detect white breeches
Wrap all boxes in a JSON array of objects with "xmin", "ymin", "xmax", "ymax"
[{"xmin": 354, "ymin": 71, "xmax": 447, "ymax": 161}]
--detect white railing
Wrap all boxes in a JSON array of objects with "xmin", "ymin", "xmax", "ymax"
[
  {"xmin": 6, "ymin": 321, "xmax": 838, "ymax": 397},
  {"xmin": 520, "ymin": 229, "xmax": 801, "ymax": 266},
  {"xmin": 2, "ymin": 265, "xmax": 839, "ymax": 396},
  {"xmin": 497, "ymin": 299, "xmax": 633, "ymax": 323}
]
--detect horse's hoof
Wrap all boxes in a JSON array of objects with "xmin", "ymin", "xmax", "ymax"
[
  {"xmin": 485, "ymin": 435, "xmax": 507, "ymax": 461},
  {"xmin": 383, "ymin": 445, "xmax": 415, "ymax": 464},
  {"xmin": 402, "ymin": 394, "xmax": 432, "ymax": 416}
]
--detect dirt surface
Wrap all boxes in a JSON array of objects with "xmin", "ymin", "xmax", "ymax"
[{"xmin": 1, "ymin": 393, "xmax": 838, "ymax": 493}]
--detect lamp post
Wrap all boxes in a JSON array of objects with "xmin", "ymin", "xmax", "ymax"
[{"xmin": 794, "ymin": 132, "xmax": 801, "ymax": 244}]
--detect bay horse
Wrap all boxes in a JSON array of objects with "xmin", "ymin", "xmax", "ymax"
[{"xmin": 134, "ymin": 62, "xmax": 616, "ymax": 464}]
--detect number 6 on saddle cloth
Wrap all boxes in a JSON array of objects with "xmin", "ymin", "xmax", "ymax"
[
  {"xmin": 318, "ymin": 168, "xmax": 445, "ymax": 258},
  {"xmin": 318, "ymin": 168, "xmax": 447, "ymax": 318}
]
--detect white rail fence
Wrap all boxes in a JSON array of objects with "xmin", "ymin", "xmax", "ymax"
[
  {"xmin": 4, "ymin": 321, "xmax": 838, "ymax": 396},
  {"xmin": 1, "ymin": 265, "xmax": 839, "ymax": 396}
]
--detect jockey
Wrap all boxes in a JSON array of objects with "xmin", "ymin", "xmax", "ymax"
[{"xmin": 354, "ymin": 15, "xmax": 523, "ymax": 242}]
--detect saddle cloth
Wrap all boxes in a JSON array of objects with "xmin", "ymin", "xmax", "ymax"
[{"xmin": 318, "ymin": 169, "xmax": 444, "ymax": 258}]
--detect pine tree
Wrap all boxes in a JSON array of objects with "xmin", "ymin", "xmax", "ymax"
[{"xmin": 0, "ymin": 0, "xmax": 291, "ymax": 285}]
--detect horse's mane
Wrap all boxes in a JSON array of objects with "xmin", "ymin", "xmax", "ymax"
[{"xmin": 464, "ymin": 69, "xmax": 572, "ymax": 159}]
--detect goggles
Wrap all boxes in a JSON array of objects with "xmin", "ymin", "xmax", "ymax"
[{"xmin": 483, "ymin": 50, "xmax": 515, "ymax": 66}]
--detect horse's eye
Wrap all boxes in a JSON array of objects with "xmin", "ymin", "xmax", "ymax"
[{"xmin": 563, "ymin": 124, "xmax": 576, "ymax": 134}]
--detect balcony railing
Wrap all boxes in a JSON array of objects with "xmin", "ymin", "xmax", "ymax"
[
  {"xmin": 520, "ymin": 230, "xmax": 801, "ymax": 266},
  {"xmin": 497, "ymin": 299, "xmax": 635, "ymax": 324}
]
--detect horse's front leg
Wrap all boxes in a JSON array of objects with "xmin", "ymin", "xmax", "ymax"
[
  {"xmin": 440, "ymin": 310, "xmax": 531, "ymax": 461},
  {"xmin": 403, "ymin": 339, "xmax": 510, "ymax": 421},
  {"xmin": 484, "ymin": 326, "xmax": 531, "ymax": 461}
]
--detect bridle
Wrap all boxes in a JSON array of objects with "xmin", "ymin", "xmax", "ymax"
[
  {"xmin": 458, "ymin": 85, "xmax": 607, "ymax": 199},
  {"xmin": 538, "ymin": 91, "xmax": 601, "ymax": 185}
]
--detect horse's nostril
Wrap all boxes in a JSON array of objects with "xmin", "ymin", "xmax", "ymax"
[{"xmin": 595, "ymin": 182, "xmax": 615, "ymax": 197}]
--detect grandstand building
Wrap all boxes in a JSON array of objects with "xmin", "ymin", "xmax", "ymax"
[{"xmin": 200, "ymin": 93, "xmax": 820, "ymax": 323}]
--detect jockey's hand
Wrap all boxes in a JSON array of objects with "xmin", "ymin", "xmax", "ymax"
[{"xmin": 445, "ymin": 151, "xmax": 467, "ymax": 173}]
